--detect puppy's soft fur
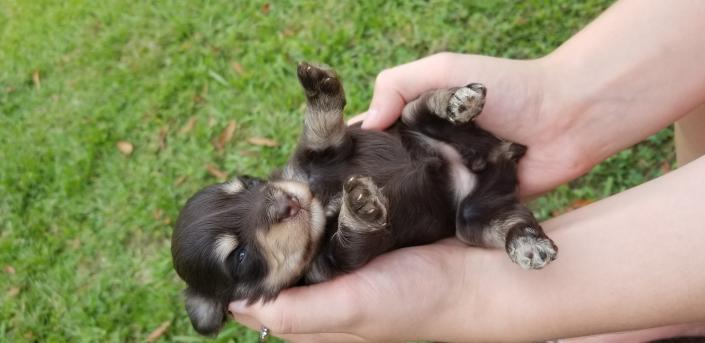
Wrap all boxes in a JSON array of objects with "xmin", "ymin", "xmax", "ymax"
[{"xmin": 171, "ymin": 63, "xmax": 558, "ymax": 335}]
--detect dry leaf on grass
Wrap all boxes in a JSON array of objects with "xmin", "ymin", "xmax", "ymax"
[
  {"xmin": 146, "ymin": 320, "xmax": 171, "ymax": 342},
  {"xmin": 32, "ymin": 70, "xmax": 41, "ymax": 90},
  {"xmin": 174, "ymin": 176, "xmax": 188, "ymax": 186},
  {"xmin": 231, "ymin": 62, "xmax": 245, "ymax": 75},
  {"xmin": 179, "ymin": 116, "xmax": 197, "ymax": 134},
  {"xmin": 213, "ymin": 120, "xmax": 237, "ymax": 151},
  {"xmin": 248, "ymin": 136, "xmax": 279, "ymax": 147},
  {"xmin": 116, "ymin": 141, "xmax": 134, "ymax": 155},
  {"xmin": 7, "ymin": 287, "xmax": 20, "ymax": 297},
  {"xmin": 281, "ymin": 26, "xmax": 296, "ymax": 37},
  {"xmin": 4, "ymin": 265, "xmax": 15, "ymax": 275},
  {"xmin": 157, "ymin": 127, "xmax": 168, "ymax": 151},
  {"xmin": 153, "ymin": 209, "xmax": 164, "ymax": 220},
  {"xmin": 193, "ymin": 94, "xmax": 205, "ymax": 104},
  {"xmin": 261, "ymin": 3, "xmax": 270, "ymax": 14},
  {"xmin": 206, "ymin": 164, "xmax": 228, "ymax": 181},
  {"xmin": 240, "ymin": 150, "xmax": 259, "ymax": 157},
  {"xmin": 69, "ymin": 238, "xmax": 81, "ymax": 249}
]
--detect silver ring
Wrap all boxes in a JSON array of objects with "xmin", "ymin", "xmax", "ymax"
[{"xmin": 259, "ymin": 326, "xmax": 270, "ymax": 342}]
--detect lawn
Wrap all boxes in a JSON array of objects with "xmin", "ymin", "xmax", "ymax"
[{"xmin": 1, "ymin": 0, "xmax": 673, "ymax": 341}]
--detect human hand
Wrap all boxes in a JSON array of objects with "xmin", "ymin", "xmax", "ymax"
[
  {"xmin": 229, "ymin": 239, "xmax": 512, "ymax": 342},
  {"xmin": 354, "ymin": 52, "xmax": 592, "ymax": 197}
]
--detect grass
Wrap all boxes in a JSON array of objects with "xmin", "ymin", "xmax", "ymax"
[{"xmin": 0, "ymin": 0, "xmax": 673, "ymax": 341}]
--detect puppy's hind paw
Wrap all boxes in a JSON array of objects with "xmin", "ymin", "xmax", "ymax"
[
  {"xmin": 447, "ymin": 83, "xmax": 486, "ymax": 124},
  {"xmin": 297, "ymin": 62, "xmax": 343, "ymax": 98},
  {"xmin": 343, "ymin": 176, "xmax": 388, "ymax": 228},
  {"xmin": 507, "ymin": 228, "xmax": 557, "ymax": 270}
]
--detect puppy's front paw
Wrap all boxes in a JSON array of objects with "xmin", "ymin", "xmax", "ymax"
[
  {"xmin": 343, "ymin": 176, "xmax": 388, "ymax": 228},
  {"xmin": 297, "ymin": 62, "xmax": 344, "ymax": 101},
  {"xmin": 447, "ymin": 83, "xmax": 486, "ymax": 124},
  {"xmin": 507, "ymin": 228, "xmax": 557, "ymax": 269}
]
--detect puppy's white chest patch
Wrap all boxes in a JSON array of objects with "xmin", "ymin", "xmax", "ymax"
[
  {"xmin": 431, "ymin": 138, "xmax": 477, "ymax": 203},
  {"xmin": 413, "ymin": 133, "xmax": 477, "ymax": 202}
]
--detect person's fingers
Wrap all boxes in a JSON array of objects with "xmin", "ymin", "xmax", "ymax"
[
  {"xmin": 232, "ymin": 313, "xmax": 365, "ymax": 343},
  {"xmin": 346, "ymin": 112, "xmax": 367, "ymax": 126},
  {"xmin": 229, "ymin": 275, "xmax": 360, "ymax": 335},
  {"xmin": 277, "ymin": 332, "xmax": 368, "ymax": 343},
  {"xmin": 230, "ymin": 312, "xmax": 260, "ymax": 332},
  {"xmin": 361, "ymin": 53, "xmax": 459, "ymax": 130}
]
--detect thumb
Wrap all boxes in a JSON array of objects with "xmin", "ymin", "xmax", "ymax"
[
  {"xmin": 360, "ymin": 82, "xmax": 407, "ymax": 130},
  {"xmin": 229, "ymin": 277, "xmax": 359, "ymax": 335},
  {"xmin": 361, "ymin": 52, "xmax": 457, "ymax": 130}
]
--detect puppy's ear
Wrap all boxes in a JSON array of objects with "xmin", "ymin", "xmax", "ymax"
[
  {"xmin": 238, "ymin": 175, "xmax": 265, "ymax": 189},
  {"xmin": 508, "ymin": 143, "xmax": 527, "ymax": 162},
  {"xmin": 184, "ymin": 288, "xmax": 226, "ymax": 336}
]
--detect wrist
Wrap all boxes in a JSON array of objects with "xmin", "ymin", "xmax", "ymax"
[
  {"xmin": 533, "ymin": 54, "xmax": 604, "ymax": 174},
  {"xmin": 440, "ymin": 248, "xmax": 531, "ymax": 342}
]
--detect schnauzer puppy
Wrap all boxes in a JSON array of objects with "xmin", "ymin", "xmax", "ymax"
[{"xmin": 171, "ymin": 63, "xmax": 557, "ymax": 335}]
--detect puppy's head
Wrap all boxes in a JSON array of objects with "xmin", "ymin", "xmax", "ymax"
[{"xmin": 171, "ymin": 176, "xmax": 325, "ymax": 335}]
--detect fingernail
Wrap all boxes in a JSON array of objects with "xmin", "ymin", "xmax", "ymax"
[
  {"xmin": 229, "ymin": 300, "xmax": 248, "ymax": 314},
  {"xmin": 360, "ymin": 108, "xmax": 379, "ymax": 129}
]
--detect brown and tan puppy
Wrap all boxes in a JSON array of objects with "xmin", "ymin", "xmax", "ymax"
[{"xmin": 171, "ymin": 63, "xmax": 557, "ymax": 335}]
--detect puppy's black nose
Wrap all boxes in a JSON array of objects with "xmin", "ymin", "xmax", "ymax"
[{"xmin": 276, "ymin": 194, "xmax": 300, "ymax": 221}]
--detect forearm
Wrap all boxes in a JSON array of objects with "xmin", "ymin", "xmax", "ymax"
[
  {"xmin": 539, "ymin": 0, "xmax": 705, "ymax": 168},
  {"xmin": 478, "ymin": 156, "xmax": 705, "ymax": 342}
]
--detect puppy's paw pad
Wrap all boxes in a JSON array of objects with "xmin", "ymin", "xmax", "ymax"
[
  {"xmin": 297, "ymin": 62, "xmax": 342, "ymax": 96},
  {"xmin": 343, "ymin": 176, "xmax": 387, "ymax": 226},
  {"xmin": 447, "ymin": 83, "xmax": 486, "ymax": 124},
  {"xmin": 507, "ymin": 230, "xmax": 557, "ymax": 270}
]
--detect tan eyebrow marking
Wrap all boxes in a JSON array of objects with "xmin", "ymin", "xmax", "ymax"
[
  {"xmin": 214, "ymin": 234, "xmax": 238, "ymax": 262},
  {"xmin": 222, "ymin": 178, "xmax": 244, "ymax": 194}
]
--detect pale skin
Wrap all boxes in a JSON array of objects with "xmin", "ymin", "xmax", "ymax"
[{"xmin": 230, "ymin": 0, "xmax": 705, "ymax": 341}]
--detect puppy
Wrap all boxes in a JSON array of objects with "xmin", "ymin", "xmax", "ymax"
[{"xmin": 171, "ymin": 63, "xmax": 558, "ymax": 335}]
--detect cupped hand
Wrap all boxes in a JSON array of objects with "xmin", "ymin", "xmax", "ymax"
[
  {"xmin": 229, "ymin": 239, "xmax": 508, "ymax": 342},
  {"xmin": 355, "ymin": 52, "xmax": 591, "ymax": 197}
]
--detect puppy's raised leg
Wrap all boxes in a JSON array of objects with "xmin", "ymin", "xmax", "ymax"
[
  {"xmin": 398, "ymin": 83, "xmax": 496, "ymax": 171},
  {"xmin": 283, "ymin": 63, "xmax": 352, "ymax": 182},
  {"xmin": 296, "ymin": 62, "xmax": 347, "ymax": 151},
  {"xmin": 402, "ymin": 83, "xmax": 486, "ymax": 127}
]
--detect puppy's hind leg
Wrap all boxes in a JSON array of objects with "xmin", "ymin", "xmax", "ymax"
[
  {"xmin": 401, "ymin": 83, "xmax": 486, "ymax": 126},
  {"xmin": 456, "ymin": 198, "xmax": 558, "ymax": 269},
  {"xmin": 305, "ymin": 176, "xmax": 391, "ymax": 283},
  {"xmin": 399, "ymin": 83, "xmax": 491, "ymax": 172},
  {"xmin": 296, "ymin": 62, "xmax": 347, "ymax": 151},
  {"xmin": 506, "ymin": 221, "xmax": 558, "ymax": 270},
  {"xmin": 330, "ymin": 176, "xmax": 392, "ymax": 271}
]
